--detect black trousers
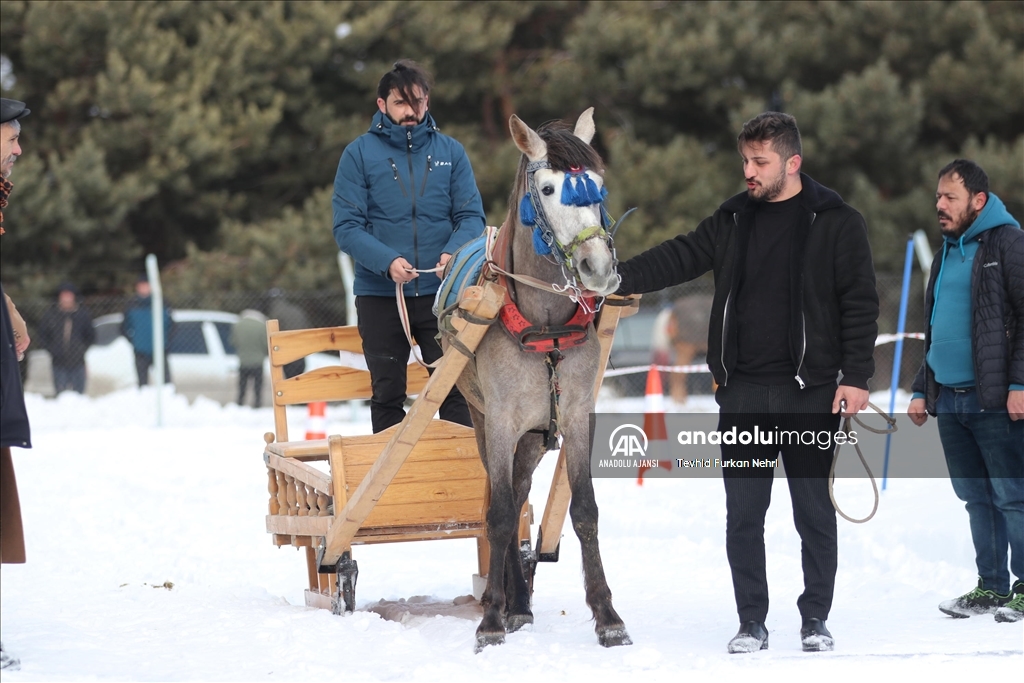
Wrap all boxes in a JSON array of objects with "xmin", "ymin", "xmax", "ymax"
[
  {"xmin": 238, "ymin": 366, "xmax": 263, "ymax": 408},
  {"xmin": 716, "ymin": 380, "xmax": 840, "ymax": 623},
  {"xmin": 356, "ymin": 295, "xmax": 471, "ymax": 434},
  {"xmin": 134, "ymin": 351, "xmax": 171, "ymax": 387}
]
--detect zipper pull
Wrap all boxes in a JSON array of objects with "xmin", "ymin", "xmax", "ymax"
[
  {"xmin": 389, "ymin": 161, "xmax": 399, "ymax": 180},
  {"xmin": 794, "ymin": 375, "xmax": 806, "ymax": 389},
  {"xmin": 427, "ymin": 155, "xmax": 433, "ymax": 171},
  {"xmin": 407, "ymin": 129, "xmax": 412, "ymax": 149}
]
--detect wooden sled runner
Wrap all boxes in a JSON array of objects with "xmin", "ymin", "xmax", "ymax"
[{"xmin": 261, "ymin": 280, "xmax": 638, "ymax": 612}]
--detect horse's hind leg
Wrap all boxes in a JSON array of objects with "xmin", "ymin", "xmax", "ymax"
[
  {"xmin": 503, "ymin": 432, "xmax": 545, "ymax": 632},
  {"xmin": 564, "ymin": 423, "xmax": 632, "ymax": 647}
]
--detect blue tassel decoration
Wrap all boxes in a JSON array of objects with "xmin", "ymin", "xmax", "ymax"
[
  {"xmin": 533, "ymin": 227, "xmax": 553, "ymax": 255},
  {"xmin": 584, "ymin": 174, "xmax": 603, "ymax": 204},
  {"xmin": 519, "ymin": 194, "xmax": 537, "ymax": 226},
  {"xmin": 561, "ymin": 173, "xmax": 575, "ymax": 206},
  {"xmin": 574, "ymin": 177, "xmax": 590, "ymax": 206}
]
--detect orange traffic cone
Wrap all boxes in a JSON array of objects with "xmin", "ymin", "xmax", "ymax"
[
  {"xmin": 305, "ymin": 401, "xmax": 327, "ymax": 440},
  {"xmin": 643, "ymin": 365, "xmax": 667, "ymax": 440},
  {"xmin": 638, "ymin": 365, "xmax": 672, "ymax": 485}
]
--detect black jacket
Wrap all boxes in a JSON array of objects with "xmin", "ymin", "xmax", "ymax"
[
  {"xmin": 1, "ymin": 282, "xmax": 31, "ymax": 449},
  {"xmin": 912, "ymin": 224, "xmax": 1024, "ymax": 413},
  {"xmin": 38, "ymin": 304, "xmax": 95, "ymax": 368},
  {"xmin": 617, "ymin": 173, "xmax": 878, "ymax": 390}
]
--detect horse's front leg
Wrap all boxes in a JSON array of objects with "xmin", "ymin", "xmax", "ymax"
[
  {"xmin": 475, "ymin": 425, "xmax": 521, "ymax": 652},
  {"xmin": 563, "ymin": 419, "xmax": 632, "ymax": 647},
  {"xmin": 503, "ymin": 431, "xmax": 545, "ymax": 632}
]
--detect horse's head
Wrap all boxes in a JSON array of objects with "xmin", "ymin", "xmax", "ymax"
[{"xmin": 509, "ymin": 108, "xmax": 620, "ymax": 297}]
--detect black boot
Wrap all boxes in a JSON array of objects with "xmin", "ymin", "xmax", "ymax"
[
  {"xmin": 800, "ymin": 617, "xmax": 834, "ymax": 652},
  {"xmin": 727, "ymin": 620, "xmax": 768, "ymax": 653}
]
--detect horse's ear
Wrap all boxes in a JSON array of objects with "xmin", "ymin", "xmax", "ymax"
[
  {"xmin": 573, "ymin": 107, "xmax": 596, "ymax": 145},
  {"xmin": 510, "ymin": 114, "xmax": 547, "ymax": 162}
]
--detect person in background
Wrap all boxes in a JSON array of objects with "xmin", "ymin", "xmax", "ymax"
[
  {"xmin": 37, "ymin": 282, "xmax": 95, "ymax": 395},
  {"xmin": 231, "ymin": 309, "xmax": 269, "ymax": 408},
  {"xmin": 266, "ymin": 289, "xmax": 310, "ymax": 379},
  {"xmin": 908, "ymin": 159, "xmax": 1024, "ymax": 624},
  {"xmin": 332, "ymin": 60, "xmax": 484, "ymax": 433},
  {"xmin": 1, "ymin": 96, "xmax": 32, "ymax": 672},
  {"xmin": 121, "ymin": 277, "xmax": 173, "ymax": 387}
]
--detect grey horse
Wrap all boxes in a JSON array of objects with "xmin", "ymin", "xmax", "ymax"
[{"xmin": 447, "ymin": 108, "xmax": 631, "ymax": 652}]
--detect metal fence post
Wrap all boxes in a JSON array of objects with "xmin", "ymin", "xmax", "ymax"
[{"xmin": 145, "ymin": 254, "xmax": 165, "ymax": 428}]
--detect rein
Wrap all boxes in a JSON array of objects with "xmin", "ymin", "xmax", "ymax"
[
  {"xmin": 395, "ymin": 266, "xmax": 444, "ymax": 369},
  {"xmin": 829, "ymin": 401, "xmax": 898, "ymax": 524},
  {"xmin": 483, "ymin": 225, "xmax": 600, "ymax": 311}
]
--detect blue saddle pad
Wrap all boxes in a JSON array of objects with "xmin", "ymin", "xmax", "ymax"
[{"xmin": 433, "ymin": 235, "xmax": 488, "ymax": 321}]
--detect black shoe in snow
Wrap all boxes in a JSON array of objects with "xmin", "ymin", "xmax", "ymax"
[
  {"xmin": 0, "ymin": 642, "xmax": 20, "ymax": 671},
  {"xmin": 939, "ymin": 578, "xmax": 1010, "ymax": 618},
  {"xmin": 800, "ymin": 618, "xmax": 834, "ymax": 652},
  {"xmin": 727, "ymin": 620, "xmax": 769, "ymax": 653},
  {"xmin": 994, "ymin": 581, "xmax": 1024, "ymax": 623}
]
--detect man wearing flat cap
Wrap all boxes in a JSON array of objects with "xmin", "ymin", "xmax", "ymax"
[{"xmin": 1, "ymin": 96, "xmax": 32, "ymax": 672}]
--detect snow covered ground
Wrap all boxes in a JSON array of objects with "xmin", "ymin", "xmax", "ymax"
[{"xmin": 1, "ymin": 387, "xmax": 1020, "ymax": 681}]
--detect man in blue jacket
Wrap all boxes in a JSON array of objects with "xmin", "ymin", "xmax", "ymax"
[
  {"xmin": 333, "ymin": 61, "xmax": 485, "ymax": 433},
  {"xmin": 909, "ymin": 159, "xmax": 1024, "ymax": 624},
  {"xmin": 121, "ymin": 277, "xmax": 173, "ymax": 387}
]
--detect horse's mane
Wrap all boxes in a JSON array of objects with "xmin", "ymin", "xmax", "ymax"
[{"xmin": 508, "ymin": 120, "xmax": 605, "ymax": 222}]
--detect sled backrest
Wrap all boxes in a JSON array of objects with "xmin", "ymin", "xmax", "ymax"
[{"xmin": 265, "ymin": 320, "xmax": 429, "ymax": 441}]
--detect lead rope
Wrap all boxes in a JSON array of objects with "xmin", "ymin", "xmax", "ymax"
[{"xmin": 829, "ymin": 401, "xmax": 898, "ymax": 524}]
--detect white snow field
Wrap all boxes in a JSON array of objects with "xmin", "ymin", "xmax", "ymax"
[{"xmin": 1, "ymin": 387, "xmax": 1020, "ymax": 681}]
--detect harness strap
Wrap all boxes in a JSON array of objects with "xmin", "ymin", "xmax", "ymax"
[
  {"xmin": 541, "ymin": 349, "xmax": 563, "ymax": 450},
  {"xmin": 499, "ymin": 298, "xmax": 595, "ymax": 353}
]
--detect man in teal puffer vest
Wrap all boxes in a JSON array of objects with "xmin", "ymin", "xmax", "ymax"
[
  {"xmin": 909, "ymin": 159, "xmax": 1024, "ymax": 624},
  {"xmin": 333, "ymin": 60, "xmax": 485, "ymax": 433}
]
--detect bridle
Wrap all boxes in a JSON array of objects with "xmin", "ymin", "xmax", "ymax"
[
  {"xmin": 521, "ymin": 160, "xmax": 614, "ymax": 279},
  {"xmin": 494, "ymin": 160, "xmax": 634, "ymax": 311}
]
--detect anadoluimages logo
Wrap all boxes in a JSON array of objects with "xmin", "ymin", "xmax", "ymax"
[{"xmin": 608, "ymin": 424, "xmax": 648, "ymax": 458}]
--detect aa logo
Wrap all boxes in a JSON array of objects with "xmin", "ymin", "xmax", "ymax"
[{"xmin": 609, "ymin": 424, "xmax": 648, "ymax": 458}]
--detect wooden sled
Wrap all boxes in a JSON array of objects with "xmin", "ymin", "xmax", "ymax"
[{"xmin": 261, "ymin": 280, "xmax": 639, "ymax": 612}]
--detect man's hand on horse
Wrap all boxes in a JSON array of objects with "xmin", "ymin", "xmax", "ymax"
[
  {"xmin": 908, "ymin": 397, "xmax": 929, "ymax": 426},
  {"xmin": 832, "ymin": 385, "xmax": 868, "ymax": 418},
  {"xmin": 389, "ymin": 257, "xmax": 418, "ymax": 283},
  {"xmin": 436, "ymin": 253, "xmax": 452, "ymax": 271}
]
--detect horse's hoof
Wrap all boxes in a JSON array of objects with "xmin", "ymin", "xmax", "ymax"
[
  {"xmin": 506, "ymin": 613, "xmax": 534, "ymax": 632},
  {"xmin": 474, "ymin": 632, "xmax": 505, "ymax": 653},
  {"xmin": 598, "ymin": 627, "xmax": 633, "ymax": 648}
]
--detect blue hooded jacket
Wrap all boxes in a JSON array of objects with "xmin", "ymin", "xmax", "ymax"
[
  {"xmin": 925, "ymin": 192, "xmax": 1023, "ymax": 389},
  {"xmin": 122, "ymin": 297, "xmax": 173, "ymax": 356},
  {"xmin": 332, "ymin": 110, "xmax": 486, "ymax": 297}
]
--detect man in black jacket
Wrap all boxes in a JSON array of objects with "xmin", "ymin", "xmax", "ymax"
[
  {"xmin": 0, "ymin": 96, "xmax": 31, "ymax": 672},
  {"xmin": 37, "ymin": 282, "xmax": 95, "ymax": 395},
  {"xmin": 617, "ymin": 112, "xmax": 878, "ymax": 653},
  {"xmin": 908, "ymin": 159, "xmax": 1024, "ymax": 624}
]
